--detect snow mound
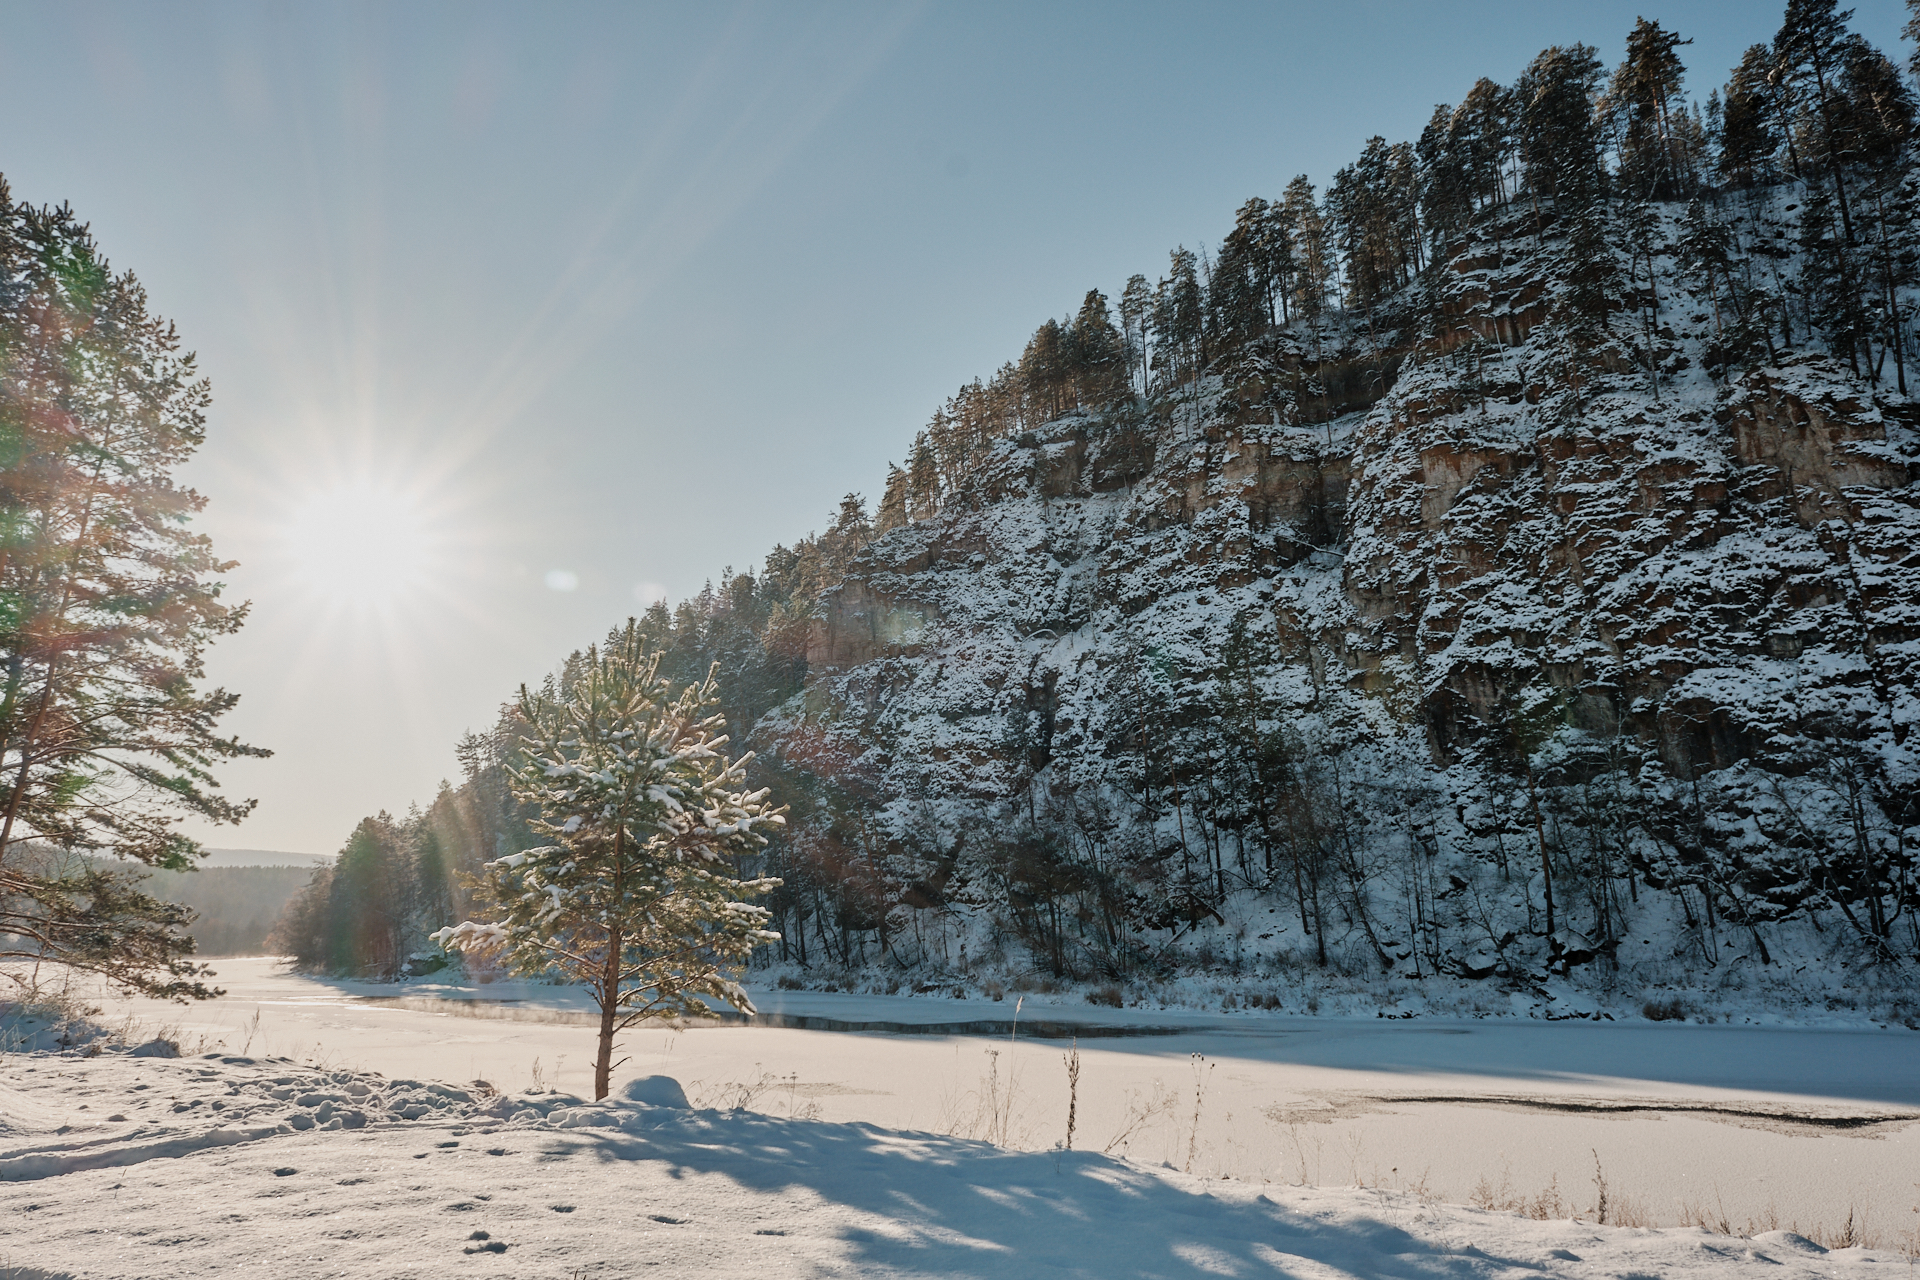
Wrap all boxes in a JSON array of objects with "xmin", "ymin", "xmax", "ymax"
[{"xmin": 623, "ymin": 1073, "xmax": 691, "ymax": 1108}]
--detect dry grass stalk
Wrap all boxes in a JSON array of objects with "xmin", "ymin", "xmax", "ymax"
[{"xmin": 1062, "ymin": 1038, "xmax": 1080, "ymax": 1151}]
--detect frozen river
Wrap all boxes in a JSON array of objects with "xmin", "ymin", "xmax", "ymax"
[{"xmin": 71, "ymin": 958, "xmax": 1920, "ymax": 1241}]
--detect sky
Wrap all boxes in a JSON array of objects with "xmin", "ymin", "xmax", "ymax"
[{"xmin": 1, "ymin": 0, "xmax": 1912, "ymax": 856}]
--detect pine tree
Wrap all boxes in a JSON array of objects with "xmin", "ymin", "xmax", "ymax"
[
  {"xmin": 1118, "ymin": 274, "xmax": 1153, "ymax": 395},
  {"xmin": 1605, "ymin": 19, "xmax": 1695, "ymax": 201},
  {"xmin": 1717, "ymin": 45, "xmax": 1783, "ymax": 189},
  {"xmin": 1418, "ymin": 102, "xmax": 1476, "ymax": 257},
  {"xmin": 326, "ymin": 815, "xmax": 410, "ymax": 973},
  {"xmin": 1677, "ymin": 199, "xmax": 1741, "ymax": 373},
  {"xmin": 0, "ymin": 178, "xmax": 267, "ymax": 1000},
  {"xmin": 1281, "ymin": 177, "xmax": 1333, "ymax": 328},
  {"xmin": 433, "ymin": 623, "xmax": 782, "ymax": 1101},
  {"xmin": 1019, "ymin": 318, "xmax": 1071, "ymax": 421},
  {"xmin": 1776, "ymin": 0, "xmax": 1861, "ymax": 245},
  {"xmin": 413, "ymin": 791, "xmax": 457, "ymax": 931},
  {"xmin": 1455, "ymin": 78, "xmax": 1516, "ymax": 209},
  {"xmin": 1905, "ymin": 0, "xmax": 1920, "ymax": 81},
  {"xmin": 906, "ymin": 432, "xmax": 940, "ymax": 520},
  {"xmin": 1207, "ymin": 230, "xmax": 1266, "ymax": 353},
  {"xmin": 876, "ymin": 464, "xmax": 909, "ymax": 534},
  {"xmin": 1066, "ymin": 288, "xmax": 1126, "ymax": 408},
  {"xmin": 1517, "ymin": 44, "xmax": 1606, "ymax": 218},
  {"xmin": 1155, "ymin": 248, "xmax": 1204, "ymax": 392},
  {"xmin": 1260, "ymin": 198, "xmax": 1299, "ymax": 325},
  {"xmin": 825, "ymin": 492, "xmax": 872, "ymax": 572},
  {"xmin": 1833, "ymin": 35, "xmax": 1915, "ymax": 168},
  {"xmin": 1835, "ymin": 35, "xmax": 1917, "ymax": 390},
  {"xmin": 1224, "ymin": 198, "xmax": 1276, "ymax": 325},
  {"xmin": 1796, "ymin": 178, "xmax": 1869, "ymax": 372},
  {"xmin": 1329, "ymin": 136, "xmax": 1422, "ymax": 311},
  {"xmin": 1620, "ymin": 199, "xmax": 1669, "ymax": 397},
  {"xmin": 1557, "ymin": 200, "xmax": 1620, "ymax": 362}
]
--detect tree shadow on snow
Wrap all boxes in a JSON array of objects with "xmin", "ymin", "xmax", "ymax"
[{"xmin": 566, "ymin": 1103, "xmax": 1528, "ymax": 1278}]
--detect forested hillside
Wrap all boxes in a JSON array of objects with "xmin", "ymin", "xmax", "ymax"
[{"xmin": 295, "ymin": 1, "xmax": 1920, "ymax": 1021}]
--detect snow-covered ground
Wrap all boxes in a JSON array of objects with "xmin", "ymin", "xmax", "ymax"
[{"xmin": 5, "ymin": 958, "xmax": 1917, "ymax": 1277}]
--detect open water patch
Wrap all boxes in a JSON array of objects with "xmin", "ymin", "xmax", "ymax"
[{"xmin": 352, "ymin": 994, "xmax": 1193, "ymax": 1039}]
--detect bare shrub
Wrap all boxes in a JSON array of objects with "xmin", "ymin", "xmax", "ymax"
[
  {"xmin": 1527, "ymin": 1173, "xmax": 1565, "ymax": 1220},
  {"xmin": 1185, "ymin": 1054, "xmax": 1213, "ymax": 1173},
  {"xmin": 1588, "ymin": 1150, "xmax": 1653, "ymax": 1227},
  {"xmin": 1468, "ymin": 1164, "xmax": 1571, "ymax": 1221},
  {"xmin": 938, "ymin": 1013, "xmax": 1032, "ymax": 1151},
  {"xmin": 1813, "ymin": 1207, "xmax": 1864, "ymax": 1251},
  {"xmin": 1103, "ymin": 1079, "xmax": 1178, "ymax": 1156},
  {"xmin": 1678, "ymin": 1192, "xmax": 1735, "ymax": 1236}
]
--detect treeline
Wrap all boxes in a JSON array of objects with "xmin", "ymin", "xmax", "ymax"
[
  {"xmin": 287, "ymin": 0, "xmax": 1920, "ymax": 983},
  {"xmin": 881, "ymin": 0, "xmax": 1918, "ymax": 536}
]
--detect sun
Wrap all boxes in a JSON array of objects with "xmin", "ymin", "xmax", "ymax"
[{"xmin": 281, "ymin": 481, "xmax": 436, "ymax": 611}]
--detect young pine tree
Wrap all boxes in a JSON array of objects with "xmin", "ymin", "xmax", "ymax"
[{"xmin": 433, "ymin": 622, "xmax": 782, "ymax": 1100}]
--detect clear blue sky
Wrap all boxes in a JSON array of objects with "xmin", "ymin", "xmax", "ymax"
[{"xmin": 2, "ymin": 1, "xmax": 1911, "ymax": 854}]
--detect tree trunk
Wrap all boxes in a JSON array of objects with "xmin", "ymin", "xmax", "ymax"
[
  {"xmin": 1526, "ymin": 766, "xmax": 1555, "ymax": 938},
  {"xmin": 594, "ymin": 927, "xmax": 621, "ymax": 1102}
]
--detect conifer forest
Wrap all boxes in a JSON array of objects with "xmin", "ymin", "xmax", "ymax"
[{"xmin": 281, "ymin": 0, "xmax": 1920, "ymax": 1023}]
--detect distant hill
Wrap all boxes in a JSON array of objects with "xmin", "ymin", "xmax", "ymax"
[
  {"xmin": 197, "ymin": 847, "xmax": 334, "ymax": 869},
  {"xmin": 137, "ymin": 864, "xmax": 315, "ymax": 955},
  {"xmin": 165, "ymin": 848, "xmax": 331, "ymax": 954}
]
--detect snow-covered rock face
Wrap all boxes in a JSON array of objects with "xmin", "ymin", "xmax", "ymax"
[{"xmin": 760, "ymin": 196, "xmax": 1919, "ymax": 1013}]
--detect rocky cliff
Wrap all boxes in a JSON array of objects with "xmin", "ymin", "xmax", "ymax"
[{"xmin": 757, "ymin": 195, "xmax": 1920, "ymax": 1021}]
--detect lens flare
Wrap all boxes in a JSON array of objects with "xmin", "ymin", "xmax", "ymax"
[{"xmin": 282, "ymin": 482, "xmax": 435, "ymax": 610}]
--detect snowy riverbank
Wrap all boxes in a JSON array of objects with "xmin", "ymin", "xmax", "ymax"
[
  {"xmin": 5, "ymin": 958, "xmax": 1917, "ymax": 1275},
  {"xmin": 2, "ymin": 1048, "xmax": 1911, "ymax": 1279}
]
